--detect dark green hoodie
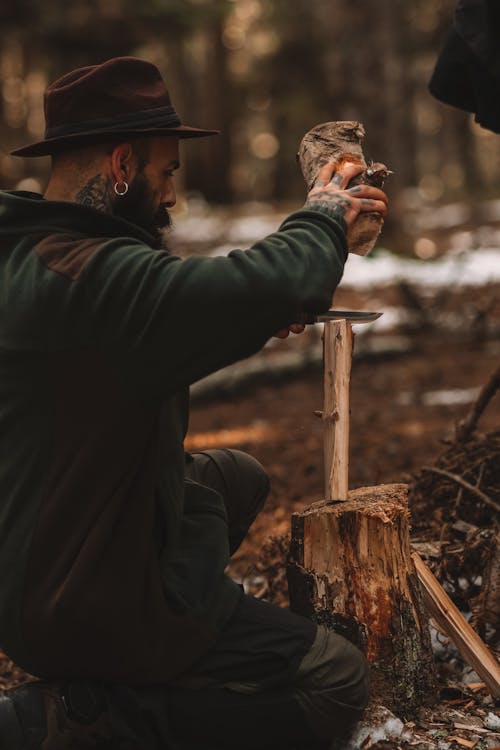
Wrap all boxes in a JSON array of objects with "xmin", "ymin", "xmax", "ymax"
[{"xmin": 0, "ymin": 190, "xmax": 347, "ymax": 684}]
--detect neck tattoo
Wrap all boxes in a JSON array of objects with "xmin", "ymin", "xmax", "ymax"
[{"xmin": 75, "ymin": 174, "xmax": 113, "ymax": 214}]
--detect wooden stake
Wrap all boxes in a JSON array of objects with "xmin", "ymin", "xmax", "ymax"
[
  {"xmin": 412, "ymin": 552, "xmax": 500, "ymax": 698},
  {"xmin": 323, "ymin": 319, "xmax": 353, "ymax": 501}
]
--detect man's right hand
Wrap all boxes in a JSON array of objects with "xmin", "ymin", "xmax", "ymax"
[{"xmin": 304, "ymin": 162, "xmax": 388, "ymax": 227}]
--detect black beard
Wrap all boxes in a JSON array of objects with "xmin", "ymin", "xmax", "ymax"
[{"xmin": 113, "ymin": 173, "xmax": 172, "ymax": 250}]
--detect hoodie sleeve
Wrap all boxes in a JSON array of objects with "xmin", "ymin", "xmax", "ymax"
[{"xmin": 82, "ymin": 207, "xmax": 348, "ymax": 395}]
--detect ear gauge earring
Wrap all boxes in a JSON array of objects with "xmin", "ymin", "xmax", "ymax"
[{"xmin": 114, "ymin": 181, "xmax": 129, "ymax": 196}]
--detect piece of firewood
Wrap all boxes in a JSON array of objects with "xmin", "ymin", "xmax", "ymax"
[
  {"xmin": 297, "ymin": 121, "xmax": 390, "ymax": 256},
  {"xmin": 288, "ymin": 484, "xmax": 438, "ymax": 719},
  {"xmin": 323, "ymin": 319, "xmax": 353, "ymax": 501},
  {"xmin": 412, "ymin": 551, "xmax": 500, "ymax": 698}
]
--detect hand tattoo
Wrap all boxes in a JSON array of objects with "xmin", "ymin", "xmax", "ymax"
[
  {"xmin": 330, "ymin": 173, "xmax": 344, "ymax": 187},
  {"xmin": 75, "ymin": 174, "xmax": 113, "ymax": 214},
  {"xmin": 304, "ymin": 190, "xmax": 352, "ymax": 218}
]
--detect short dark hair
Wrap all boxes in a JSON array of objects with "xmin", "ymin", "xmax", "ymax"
[
  {"xmin": 128, "ymin": 137, "xmax": 150, "ymax": 172},
  {"xmin": 52, "ymin": 136, "xmax": 151, "ymax": 171}
]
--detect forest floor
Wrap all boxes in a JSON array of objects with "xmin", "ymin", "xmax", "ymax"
[{"xmin": 0, "ymin": 207, "xmax": 499, "ymax": 747}]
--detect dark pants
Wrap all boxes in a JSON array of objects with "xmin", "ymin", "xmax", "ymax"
[
  {"xmin": 160, "ymin": 450, "xmax": 367, "ymax": 749},
  {"xmin": 78, "ymin": 451, "xmax": 368, "ymax": 749}
]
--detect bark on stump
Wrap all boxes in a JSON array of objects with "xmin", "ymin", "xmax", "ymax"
[{"xmin": 288, "ymin": 483, "xmax": 438, "ymax": 719}]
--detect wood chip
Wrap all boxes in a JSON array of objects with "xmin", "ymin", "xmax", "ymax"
[
  {"xmin": 467, "ymin": 682, "xmax": 487, "ymax": 692},
  {"xmin": 452, "ymin": 520, "xmax": 479, "ymax": 535},
  {"xmin": 411, "ymin": 541, "xmax": 446, "ymax": 559},
  {"xmin": 454, "ymin": 723, "xmax": 489, "ymax": 734},
  {"xmin": 447, "ymin": 736, "xmax": 477, "ymax": 748}
]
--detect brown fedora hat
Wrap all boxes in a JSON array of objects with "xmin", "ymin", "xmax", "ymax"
[{"xmin": 10, "ymin": 57, "xmax": 219, "ymax": 157}]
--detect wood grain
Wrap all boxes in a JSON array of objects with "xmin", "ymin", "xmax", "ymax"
[{"xmin": 323, "ymin": 319, "xmax": 353, "ymax": 501}]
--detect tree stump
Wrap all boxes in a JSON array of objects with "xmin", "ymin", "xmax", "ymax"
[{"xmin": 288, "ymin": 483, "xmax": 438, "ymax": 719}]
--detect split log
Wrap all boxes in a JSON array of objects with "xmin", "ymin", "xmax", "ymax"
[
  {"xmin": 413, "ymin": 552, "xmax": 500, "ymax": 698},
  {"xmin": 297, "ymin": 121, "xmax": 390, "ymax": 256},
  {"xmin": 288, "ymin": 483, "xmax": 438, "ymax": 719}
]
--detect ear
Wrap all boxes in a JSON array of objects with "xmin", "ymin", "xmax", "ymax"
[{"xmin": 110, "ymin": 143, "xmax": 135, "ymax": 185}]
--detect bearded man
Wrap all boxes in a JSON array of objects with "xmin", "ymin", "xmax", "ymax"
[{"xmin": 0, "ymin": 57, "xmax": 387, "ymax": 749}]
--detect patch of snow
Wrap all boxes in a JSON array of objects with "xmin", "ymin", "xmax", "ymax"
[
  {"xmin": 397, "ymin": 387, "xmax": 480, "ymax": 408},
  {"xmin": 485, "ymin": 713, "xmax": 500, "ymax": 731},
  {"xmin": 342, "ymin": 248, "xmax": 500, "ymax": 289},
  {"xmin": 429, "ymin": 620, "xmax": 454, "ymax": 660},
  {"xmin": 422, "ymin": 387, "xmax": 481, "ymax": 407},
  {"xmin": 343, "ymin": 705, "xmax": 412, "ymax": 750}
]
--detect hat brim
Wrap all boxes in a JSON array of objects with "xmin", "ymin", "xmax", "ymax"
[{"xmin": 10, "ymin": 124, "xmax": 219, "ymax": 157}]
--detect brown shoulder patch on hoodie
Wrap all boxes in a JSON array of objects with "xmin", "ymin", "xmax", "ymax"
[{"xmin": 34, "ymin": 233, "xmax": 108, "ymax": 281}]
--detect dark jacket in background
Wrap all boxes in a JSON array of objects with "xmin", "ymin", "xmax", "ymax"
[{"xmin": 429, "ymin": 0, "xmax": 500, "ymax": 133}]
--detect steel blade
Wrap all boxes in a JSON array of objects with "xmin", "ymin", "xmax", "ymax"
[{"xmin": 300, "ymin": 310, "xmax": 383, "ymax": 324}]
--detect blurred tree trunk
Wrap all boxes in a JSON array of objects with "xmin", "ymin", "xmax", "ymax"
[
  {"xmin": 266, "ymin": 0, "xmax": 330, "ymax": 200},
  {"xmin": 451, "ymin": 111, "xmax": 482, "ymax": 189},
  {"xmin": 319, "ymin": 0, "xmax": 418, "ymax": 190},
  {"xmin": 439, "ymin": 107, "xmax": 482, "ymax": 190},
  {"xmin": 377, "ymin": 0, "xmax": 419, "ymax": 189},
  {"xmin": 183, "ymin": 18, "xmax": 232, "ymax": 203}
]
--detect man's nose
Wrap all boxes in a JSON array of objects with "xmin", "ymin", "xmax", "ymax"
[{"xmin": 162, "ymin": 182, "xmax": 176, "ymax": 208}]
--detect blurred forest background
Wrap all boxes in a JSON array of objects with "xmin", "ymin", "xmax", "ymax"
[{"xmin": 1, "ymin": 0, "xmax": 500, "ymax": 246}]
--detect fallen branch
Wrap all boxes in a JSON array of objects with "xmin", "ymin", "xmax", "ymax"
[
  {"xmin": 456, "ymin": 365, "xmax": 500, "ymax": 442},
  {"xmin": 421, "ymin": 466, "xmax": 500, "ymax": 514}
]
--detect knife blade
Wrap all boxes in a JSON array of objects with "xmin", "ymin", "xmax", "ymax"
[{"xmin": 299, "ymin": 310, "xmax": 383, "ymax": 325}]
